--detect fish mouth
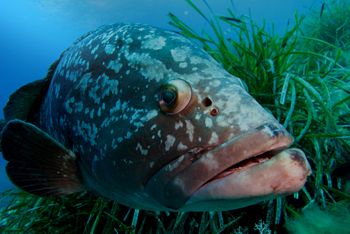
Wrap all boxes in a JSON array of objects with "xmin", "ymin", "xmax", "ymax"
[
  {"xmin": 202, "ymin": 148, "xmax": 281, "ymax": 185},
  {"xmin": 145, "ymin": 122, "xmax": 310, "ymax": 211}
]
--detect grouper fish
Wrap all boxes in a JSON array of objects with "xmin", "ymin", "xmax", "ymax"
[{"xmin": 0, "ymin": 23, "xmax": 311, "ymax": 212}]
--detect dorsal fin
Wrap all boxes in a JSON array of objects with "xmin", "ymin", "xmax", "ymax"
[
  {"xmin": 3, "ymin": 58, "xmax": 60, "ymax": 122},
  {"xmin": 0, "ymin": 119, "xmax": 5, "ymax": 133},
  {"xmin": 1, "ymin": 120, "xmax": 85, "ymax": 197},
  {"xmin": 0, "ymin": 119, "xmax": 6, "ymax": 152}
]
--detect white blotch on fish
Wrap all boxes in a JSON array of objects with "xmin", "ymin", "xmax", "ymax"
[{"xmin": 165, "ymin": 135, "xmax": 176, "ymax": 151}]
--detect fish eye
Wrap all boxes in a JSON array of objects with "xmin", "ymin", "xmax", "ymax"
[{"xmin": 158, "ymin": 79, "xmax": 192, "ymax": 115}]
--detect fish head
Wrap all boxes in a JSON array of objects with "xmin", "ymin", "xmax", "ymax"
[
  {"xmin": 141, "ymin": 75, "xmax": 311, "ymax": 211},
  {"xmin": 53, "ymin": 23, "xmax": 311, "ymax": 211}
]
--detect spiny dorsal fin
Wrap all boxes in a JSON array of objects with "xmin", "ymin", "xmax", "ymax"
[
  {"xmin": 1, "ymin": 120, "xmax": 85, "ymax": 197},
  {"xmin": 0, "ymin": 119, "xmax": 6, "ymax": 152},
  {"xmin": 3, "ymin": 58, "xmax": 60, "ymax": 122}
]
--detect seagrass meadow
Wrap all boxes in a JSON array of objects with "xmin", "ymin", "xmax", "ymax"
[{"xmin": 1, "ymin": 0, "xmax": 350, "ymax": 233}]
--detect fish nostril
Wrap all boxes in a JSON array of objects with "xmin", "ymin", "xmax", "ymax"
[
  {"xmin": 202, "ymin": 97, "xmax": 212, "ymax": 107},
  {"xmin": 210, "ymin": 106, "xmax": 219, "ymax": 117}
]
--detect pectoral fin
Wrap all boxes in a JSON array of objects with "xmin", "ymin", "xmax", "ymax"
[{"xmin": 1, "ymin": 120, "xmax": 85, "ymax": 197}]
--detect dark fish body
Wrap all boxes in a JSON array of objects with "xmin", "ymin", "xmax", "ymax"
[
  {"xmin": 0, "ymin": 23, "xmax": 311, "ymax": 211},
  {"xmin": 320, "ymin": 3, "xmax": 325, "ymax": 17},
  {"xmin": 218, "ymin": 16, "xmax": 243, "ymax": 23}
]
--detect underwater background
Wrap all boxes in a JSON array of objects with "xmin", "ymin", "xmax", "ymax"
[{"xmin": 1, "ymin": 0, "xmax": 350, "ymax": 233}]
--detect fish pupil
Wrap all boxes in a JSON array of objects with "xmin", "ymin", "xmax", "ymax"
[{"xmin": 162, "ymin": 90, "xmax": 176, "ymax": 105}]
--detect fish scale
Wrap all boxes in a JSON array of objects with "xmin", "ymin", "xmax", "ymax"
[{"xmin": 0, "ymin": 23, "xmax": 311, "ymax": 211}]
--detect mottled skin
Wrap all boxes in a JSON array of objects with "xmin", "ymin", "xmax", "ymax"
[{"xmin": 15, "ymin": 23, "xmax": 310, "ymax": 211}]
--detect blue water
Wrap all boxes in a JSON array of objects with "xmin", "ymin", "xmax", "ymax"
[{"xmin": 0, "ymin": 0, "xmax": 320, "ymax": 197}]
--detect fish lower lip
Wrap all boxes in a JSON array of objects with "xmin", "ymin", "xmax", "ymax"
[{"xmin": 145, "ymin": 122, "xmax": 294, "ymax": 210}]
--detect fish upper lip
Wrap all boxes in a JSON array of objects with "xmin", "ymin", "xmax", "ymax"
[{"xmin": 145, "ymin": 122, "xmax": 294, "ymax": 210}]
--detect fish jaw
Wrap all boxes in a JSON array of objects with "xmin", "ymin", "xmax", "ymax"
[{"xmin": 145, "ymin": 122, "xmax": 311, "ymax": 211}]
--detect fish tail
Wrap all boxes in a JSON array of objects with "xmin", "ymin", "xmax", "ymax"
[
  {"xmin": 1, "ymin": 119, "xmax": 85, "ymax": 197},
  {"xmin": 3, "ymin": 76, "xmax": 51, "ymax": 123},
  {"xmin": 3, "ymin": 58, "xmax": 59, "ymax": 123}
]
